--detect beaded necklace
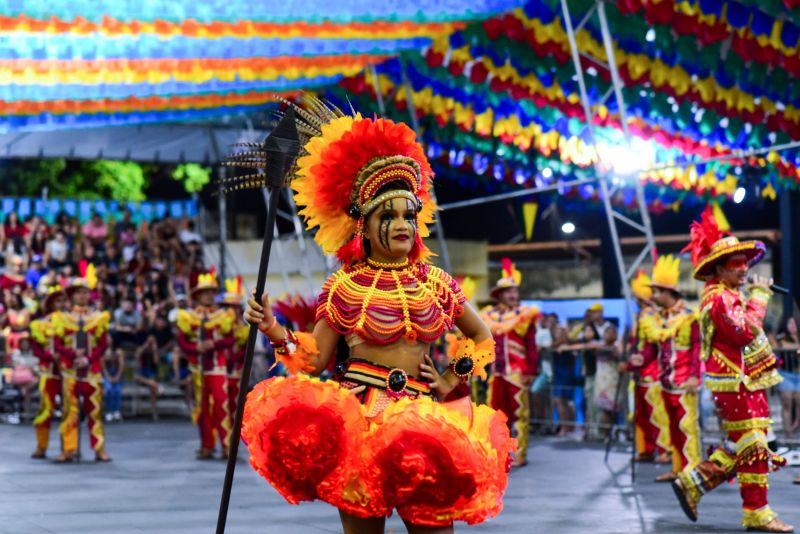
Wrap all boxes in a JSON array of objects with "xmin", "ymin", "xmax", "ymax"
[{"xmin": 317, "ymin": 261, "xmax": 465, "ymax": 345}]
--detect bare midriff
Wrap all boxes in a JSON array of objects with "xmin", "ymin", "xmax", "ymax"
[{"xmin": 350, "ymin": 339, "xmax": 431, "ymax": 378}]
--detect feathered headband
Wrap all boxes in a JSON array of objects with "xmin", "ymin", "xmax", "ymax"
[
  {"xmin": 491, "ymin": 257, "xmax": 522, "ymax": 297},
  {"xmin": 68, "ymin": 261, "xmax": 97, "ymax": 292},
  {"xmin": 630, "ymin": 270, "xmax": 653, "ymax": 301},
  {"xmin": 650, "ymin": 255, "xmax": 681, "ymax": 293}
]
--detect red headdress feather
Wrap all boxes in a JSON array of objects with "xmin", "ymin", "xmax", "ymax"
[
  {"xmin": 681, "ymin": 206, "xmax": 729, "ymax": 267},
  {"xmin": 501, "ymin": 257, "xmax": 513, "ymax": 278},
  {"xmin": 272, "ymin": 294, "xmax": 317, "ymax": 333}
]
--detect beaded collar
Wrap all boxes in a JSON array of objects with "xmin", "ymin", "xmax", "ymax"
[{"xmin": 317, "ymin": 261, "xmax": 465, "ymax": 345}]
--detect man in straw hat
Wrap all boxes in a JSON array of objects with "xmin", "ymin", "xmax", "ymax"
[
  {"xmin": 671, "ymin": 208, "xmax": 792, "ymax": 533},
  {"xmin": 481, "ymin": 258, "xmax": 538, "ymax": 467},
  {"xmin": 176, "ymin": 270, "xmax": 235, "ymax": 460},
  {"xmin": 219, "ymin": 276, "xmax": 248, "ymax": 424},
  {"xmin": 647, "ymin": 256, "xmax": 702, "ymax": 483},
  {"xmin": 623, "ymin": 270, "xmax": 672, "ymax": 465},
  {"xmin": 52, "ymin": 263, "xmax": 112, "ymax": 462},
  {"xmin": 29, "ymin": 285, "xmax": 67, "ymax": 459}
]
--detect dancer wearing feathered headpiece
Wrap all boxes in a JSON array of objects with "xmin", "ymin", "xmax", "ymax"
[
  {"xmin": 624, "ymin": 269, "xmax": 673, "ymax": 465},
  {"xmin": 242, "ymin": 96, "xmax": 513, "ymax": 530},
  {"xmin": 645, "ymin": 255, "xmax": 702, "ymax": 484},
  {"xmin": 177, "ymin": 269, "xmax": 236, "ymax": 460},
  {"xmin": 670, "ymin": 207, "xmax": 792, "ymax": 533},
  {"xmin": 29, "ymin": 285, "xmax": 67, "ymax": 460},
  {"xmin": 220, "ymin": 276, "xmax": 248, "ymax": 427},
  {"xmin": 51, "ymin": 262, "xmax": 112, "ymax": 462},
  {"xmin": 480, "ymin": 257, "xmax": 538, "ymax": 467}
]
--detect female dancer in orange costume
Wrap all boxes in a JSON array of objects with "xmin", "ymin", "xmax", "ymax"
[{"xmin": 243, "ymin": 97, "xmax": 514, "ymax": 534}]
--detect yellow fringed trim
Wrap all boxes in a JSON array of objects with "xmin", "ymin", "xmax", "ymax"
[
  {"xmin": 737, "ymin": 472, "xmax": 769, "ymax": 487},
  {"xmin": 709, "ymin": 448, "xmax": 737, "ymax": 473},
  {"xmin": 741, "ymin": 505, "xmax": 777, "ymax": 528},
  {"xmin": 723, "ymin": 417, "xmax": 772, "ymax": 432}
]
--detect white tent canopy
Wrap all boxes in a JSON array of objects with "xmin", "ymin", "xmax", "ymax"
[{"xmin": 0, "ymin": 124, "xmax": 267, "ymax": 164}]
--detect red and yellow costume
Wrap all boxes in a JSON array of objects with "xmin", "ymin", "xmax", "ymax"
[
  {"xmin": 481, "ymin": 258, "xmax": 537, "ymax": 464},
  {"xmin": 177, "ymin": 274, "xmax": 235, "ymax": 456},
  {"xmin": 674, "ymin": 209, "xmax": 786, "ymax": 529},
  {"xmin": 30, "ymin": 287, "xmax": 64, "ymax": 457},
  {"xmin": 647, "ymin": 256, "xmax": 702, "ymax": 476},
  {"xmin": 221, "ymin": 277, "xmax": 248, "ymax": 419},
  {"xmin": 52, "ymin": 268, "xmax": 111, "ymax": 457},
  {"xmin": 237, "ymin": 98, "xmax": 514, "ymax": 527},
  {"xmin": 627, "ymin": 270, "xmax": 672, "ymax": 462}
]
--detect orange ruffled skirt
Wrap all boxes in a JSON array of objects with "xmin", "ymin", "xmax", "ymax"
[{"xmin": 241, "ymin": 373, "xmax": 515, "ymax": 526}]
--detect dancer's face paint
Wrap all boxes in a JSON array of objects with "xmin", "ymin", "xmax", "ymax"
[
  {"xmin": 715, "ymin": 253, "xmax": 749, "ymax": 287},
  {"xmin": 365, "ymin": 196, "xmax": 417, "ymax": 262}
]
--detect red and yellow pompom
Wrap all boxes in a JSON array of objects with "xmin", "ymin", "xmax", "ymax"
[{"xmin": 242, "ymin": 375, "xmax": 371, "ymax": 506}]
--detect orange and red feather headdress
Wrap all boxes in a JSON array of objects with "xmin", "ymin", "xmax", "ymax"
[{"xmin": 287, "ymin": 96, "xmax": 436, "ymax": 265}]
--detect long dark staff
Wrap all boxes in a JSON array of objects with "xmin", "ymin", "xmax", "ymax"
[
  {"xmin": 215, "ymin": 108, "xmax": 300, "ymax": 534},
  {"xmin": 604, "ymin": 326, "xmax": 630, "ymax": 464}
]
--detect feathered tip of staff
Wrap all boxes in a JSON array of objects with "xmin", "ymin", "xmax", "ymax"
[{"xmin": 217, "ymin": 93, "xmax": 344, "ymax": 195}]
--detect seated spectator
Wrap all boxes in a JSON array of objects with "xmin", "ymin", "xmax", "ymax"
[
  {"xmin": 143, "ymin": 313, "xmax": 176, "ymax": 372},
  {"xmin": 3, "ymin": 291, "xmax": 31, "ymax": 351},
  {"xmin": 103, "ymin": 345, "xmax": 124, "ymax": 422},
  {"xmin": 111, "ymin": 298, "xmax": 146, "ymax": 349},
  {"xmin": 25, "ymin": 254, "xmax": 46, "ymax": 289},
  {"xmin": 114, "ymin": 208, "xmax": 134, "ymax": 242},
  {"xmin": 168, "ymin": 293, "xmax": 189, "ymax": 324},
  {"xmin": 44, "ymin": 230, "xmax": 70, "ymax": 269},
  {"xmin": 9, "ymin": 337, "xmax": 39, "ymax": 419},
  {"xmin": 179, "ymin": 219, "xmax": 202, "ymax": 245},
  {"xmin": 119, "ymin": 223, "xmax": 138, "ymax": 262},
  {"xmin": 82, "ymin": 212, "xmax": 109, "ymax": 252},
  {"xmin": 134, "ymin": 335, "xmax": 163, "ymax": 422},
  {"xmin": 4, "ymin": 212, "xmax": 28, "ymax": 255},
  {"xmin": 1, "ymin": 255, "xmax": 28, "ymax": 292},
  {"xmin": 26, "ymin": 216, "xmax": 49, "ymax": 256}
]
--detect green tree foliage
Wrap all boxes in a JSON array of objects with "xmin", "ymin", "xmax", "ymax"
[
  {"xmin": 0, "ymin": 159, "xmax": 148, "ymax": 200},
  {"xmin": 0, "ymin": 159, "xmax": 211, "ymax": 199},
  {"xmin": 171, "ymin": 163, "xmax": 211, "ymax": 193}
]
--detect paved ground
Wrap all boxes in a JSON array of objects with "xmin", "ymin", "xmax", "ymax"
[{"xmin": 1, "ymin": 420, "xmax": 799, "ymax": 533}]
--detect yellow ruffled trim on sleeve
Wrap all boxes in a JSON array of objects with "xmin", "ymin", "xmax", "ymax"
[
  {"xmin": 206, "ymin": 308, "xmax": 235, "ymax": 334},
  {"xmin": 29, "ymin": 318, "xmax": 50, "ymax": 345},
  {"xmin": 86, "ymin": 311, "xmax": 111, "ymax": 337},
  {"xmin": 176, "ymin": 309, "xmax": 201, "ymax": 336},
  {"xmin": 49, "ymin": 311, "xmax": 73, "ymax": 337}
]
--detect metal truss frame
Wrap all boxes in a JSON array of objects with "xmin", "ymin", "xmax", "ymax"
[{"xmin": 560, "ymin": 0, "xmax": 656, "ymax": 324}]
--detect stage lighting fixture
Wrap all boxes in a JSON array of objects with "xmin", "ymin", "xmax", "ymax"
[
  {"xmin": 733, "ymin": 187, "xmax": 746, "ymax": 204},
  {"xmin": 562, "ymin": 222, "xmax": 576, "ymax": 234},
  {"xmin": 646, "ymin": 28, "xmax": 656, "ymax": 42}
]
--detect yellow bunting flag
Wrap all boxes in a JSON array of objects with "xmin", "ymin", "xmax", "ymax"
[
  {"xmin": 711, "ymin": 202, "xmax": 730, "ymax": 232},
  {"xmin": 523, "ymin": 202, "xmax": 538, "ymax": 241}
]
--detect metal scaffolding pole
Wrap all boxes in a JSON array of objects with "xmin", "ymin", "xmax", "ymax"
[
  {"xmin": 217, "ymin": 167, "xmax": 227, "ymax": 281},
  {"xmin": 560, "ymin": 0, "xmax": 656, "ymax": 325}
]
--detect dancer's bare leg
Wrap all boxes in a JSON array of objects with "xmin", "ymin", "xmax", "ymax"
[
  {"xmin": 338, "ymin": 510, "xmax": 385, "ymax": 534},
  {"xmin": 402, "ymin": 517, "xmax": 454, "ymax": 534}
]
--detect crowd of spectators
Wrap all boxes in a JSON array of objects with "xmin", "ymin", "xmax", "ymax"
[
  {"xmin": 532, "ymin": 305, "xmax": 622, "ymax": 441},
  {"xmin": 0, "ymin": 208, "xmax": 205, "ymax": 422}
]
